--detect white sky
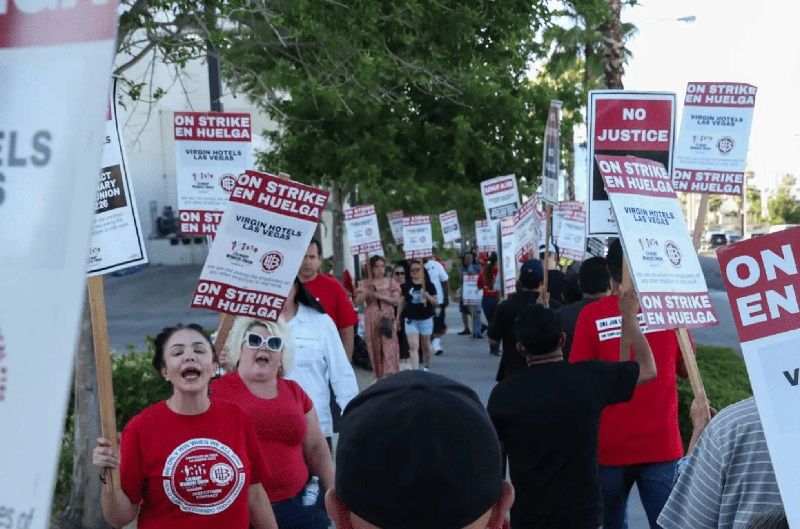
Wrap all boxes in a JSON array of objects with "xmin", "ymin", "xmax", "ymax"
[{"xmin": 623, "ymin": 0, "xmax": 800, "ymax": 190}]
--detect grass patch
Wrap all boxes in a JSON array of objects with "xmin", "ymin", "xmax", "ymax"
[{"xmin": 678, "ymin": 344, "xmax": 753, "ymax": 449}]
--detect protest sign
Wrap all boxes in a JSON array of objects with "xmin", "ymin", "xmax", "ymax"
[
  {"xmin": 481, "ymin": 174, "xmax": 520, "ymax": 221},
  {"xmin": 439, "ymin": 210, "xmax": 462, "ymax": 244},
  {"xmin": 596, "ymin": 154, "xmax": 717, "ymax": 330},
  {"xmin": 402, "ymin": 215, "xmax": 433, "ymax": 259},
  {"xmin": 554, "ymin": 202, "xmax": 587, "ymax": 261},
  {"xmin": 87, "ymin": 79, "xmax": 148, "ymax": 276},
  {"xmin": 542, "ymin": 100, "xmax": 563, "ymax": 205},
  {"xmin": 0, "ymin": 3, "xmax": 119, "ymax": 527},
  {"xmin": 475, "ymin": 220, "xmax": 497, "ymax": 253},
  {"xmin": 717, "ymin": 228, "xmax": 800, "ymax": 527},
  {"xmin": 174, "ymin": 111, "xmax": 252, "ymax": 236},
  {"xmin": 673, "ymin": 82, "xmax": 757, "ymax": 195},
  {"xmin": 191, "ymin": 170, "xmax": 328, "ymax": 320},
  {"xmin": 513, "ymin": 196, "xmax": 540, "ymax": 262},
  {"xmin": 344, "ymin": 204, "xmax": 382, "ymax": 255},
  {"xmin": 588, "ymin": 91, "xmax": 676, "ymax": 235},
  {"xmin": 462, "ymin": 274, "xmax": 482, "ymax": 306},
  {"xmin": 501, "ymin": 217, "xmax": 516, "ymax": 295},
  {"xmin": 388, "ymin": 210, "xmax": 404, "ymax": 245}
]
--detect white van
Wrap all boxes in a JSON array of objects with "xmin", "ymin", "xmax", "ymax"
[{"xmin": 767, "ymin": 224, "xmax": 800, "ymax": 234}]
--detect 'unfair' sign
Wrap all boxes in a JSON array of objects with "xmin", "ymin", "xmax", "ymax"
[
  {"xmin": 717, "ymin": 228, "xmax": 800, "ymax": 527},
  {"xmin": 597, "ymin": 154, "xmax": 717, "ymax": 330},
  {"xmin": 191, "ymin": 171, "xmax": 328, "ymax": 320}
]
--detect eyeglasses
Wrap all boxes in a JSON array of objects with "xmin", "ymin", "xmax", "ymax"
[
  {"xmin": 394, "ymin": 271, "xmax": 405, "ymax": 276},
  {"xmin": 243, "ymin": 332, "xmax": 283, "ymax": 351}
]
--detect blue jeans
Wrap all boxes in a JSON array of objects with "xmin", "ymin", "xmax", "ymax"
[
  {"xmin": 271, "ymin": 488, "xmax": 330, "ymax": 529},
  {"xmin": 599, "ymin": 460, "xmax": 679, "ymax": 529}
]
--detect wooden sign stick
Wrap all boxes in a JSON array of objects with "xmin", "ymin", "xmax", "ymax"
[
  {"xmin": 87, "ymin": 275, "xmax": 121, "ymax": 490},
  {"xmin": 542, "ymin": 204, "xmax": 553, "ymax": 307},
  {"xmin": 692, "ymin": 194, "xmax": 710, "ymax": 250},
  {"xmin": 214, "ymin": 314, "xmax": 234, "ymax": 356},
  {"xmin": 619, "ymin": 260, "xmax": 634, "ymax": 361}
]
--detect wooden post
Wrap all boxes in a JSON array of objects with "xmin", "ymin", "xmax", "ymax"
[
  {"xmin": 692, "ymin": 194, "xmax": 709, "ymax": 250},
  {"xmin": 542, "ymin": 204, "xmax": 553, "ymax": 307},
  {"xmin": 87, "ymin": 275, "xmax": 121, "ymax": 490},
  {"xmin": 619, "ymin": 260, "xmax": 634, "ymax": 361},
  {"xmin": 675, "ymin": 326, "xmax": 706, "ymax": 399},
  {"xmin": 214, "ymin": 314, "xmax": 234, "ymax": 354}
]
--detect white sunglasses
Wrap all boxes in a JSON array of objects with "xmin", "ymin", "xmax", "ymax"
[{"xmin": 243, "ymin": 332, "xmax": 283, "ymax": 351}]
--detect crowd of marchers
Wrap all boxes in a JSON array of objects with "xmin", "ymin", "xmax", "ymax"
[{"xmin": 91, "ymin": 237, "xmax": 786, "ymax": 529}]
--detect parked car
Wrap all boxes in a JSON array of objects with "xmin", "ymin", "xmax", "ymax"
[{"xmin": 708, "ymin": 233, "xmax": 728, "ymax": 248}]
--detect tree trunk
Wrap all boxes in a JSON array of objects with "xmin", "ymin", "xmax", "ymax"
[
  {"xmin": 601, "ymin": 0, "xmax": 624, "ymax": 89},
  {"xmin": 58, "ymin": 298, "xmax": 105, "ymax": 529},
  {"xmin": 330, "ymin": 182, "xmax": 346, "ymax": 281},
  {"xmin": 564, "ymin": 124, "xmax": 576, "ymax": 201}
]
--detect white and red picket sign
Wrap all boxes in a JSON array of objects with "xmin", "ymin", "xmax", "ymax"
[
  {"xmin": 402, "ymin": 215, "xmax": 433, "ymax": 259},
  {"xmin": 475, "ymin": 219, "xmax": 497, "ymax": 254},
  {"xmin": 191, "ymin": 170, "xmax": 328, "ymax": 320},
  {"xmin": 596, "ymin": 154, "xmax": 718, "ymax": 330},
  {"xmin": 0, "ymin": 2, "xmax": 120, "ymax": 527},
  {"xmin": 388, "ymin": 210, "xmax": 404, "ymax": 245},
  {"xmin": 344, "ymin": 204, "xmax": 382, "ymax": 255},
  {"xmin": 439, "ymin": 210, "xmax": 462, "ymax": 244},
  {"xmin": 673, "ymin": 82, "xmax": 757, "ymax": 195},
  {"xmin": 174, "ymin": 111, "xmax": 252, "ymax": 236},
  {"xmin": 717, "ymin": 228, "xmax": 800, "ymax": 527}
]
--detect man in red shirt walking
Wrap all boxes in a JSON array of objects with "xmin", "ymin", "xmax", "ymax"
[
  {"xmin": 299, "ymin": 239, "xmax": 359, "ymax": 361},
  {"xmin": 570, "ymin": 239, "xmax": 687, "ymax": 529}
]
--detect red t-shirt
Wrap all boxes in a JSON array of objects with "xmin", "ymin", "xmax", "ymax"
[
  {"xmin": 303, "ymin": 273, "xmax": 359, "ymax": 330},
  {"xmin": 212, "ymin": 373, "xmax": 313, "ymax": 501},
  {"xmin": 570, "ymin": 294, "xmax": 686, "ymax": 466},
  {"xmin": 477, "ymin": 265, "xmax": 499, "ymax": 298},
  {"xmin": 119, "ymin": 399, "xmax": 270, "ymax": 529}
]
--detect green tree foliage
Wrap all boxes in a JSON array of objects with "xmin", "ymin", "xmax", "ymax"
[
  {"xmin": 746, "ymin": 185, "xmax": 763, "ymax": 224},
  {"xmin": 220, "ymin": 1, "xmax": 558, "ymax": 249},
  {"xmin": 767, "ymin": 174, "xmax": 800, "ymax": 225}
]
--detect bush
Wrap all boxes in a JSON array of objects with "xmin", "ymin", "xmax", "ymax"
[{"xmin": 677, "ymin": 344, "xmax": 753, "ymax": 449}]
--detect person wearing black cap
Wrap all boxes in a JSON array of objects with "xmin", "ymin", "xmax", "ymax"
[
  {"xmin": 488, "ymin": 285, "xmax": 656, "ymax": 529},
  {"xmin": 487, "ymin": 259, "xmax": 545, "ymax": 381},
  {"xmin": 325, "ymin": 371, "xmax": 515, "ymax": 529},
  {"xmin": 555, "ymin": 256, "xmax": 611, "ymax": 361}
]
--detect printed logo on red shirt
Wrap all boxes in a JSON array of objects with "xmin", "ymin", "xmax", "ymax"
[{"xmin": 162, "ymin": 438, "xmax": 245, "ymax": 515}]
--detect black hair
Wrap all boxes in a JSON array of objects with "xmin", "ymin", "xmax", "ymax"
[
  {"xmin": 562, "ymin": 271, "xmax": 583, "ymax": 303},
  {"xmin": 515, "ymin": 304, "xmax": 562, "ymax": 356},
  {"xmin": 606, "ymin": 238, "xmax": 623, "ymax": 283},
  {"xmin": 579, "ymin": 256, "xmax": 611, "ymax": 295},
  {"xmin": 292, "ymin": 277, "xmax": 326, "ymax": 314},
  {"xmin": 309, "ymin": 238, "xmax": 323, "ymax": 257},
  {"xmin": 393, "ymin": 260, "xmax": 411, "ymax": 284},
  {"xmin": 746, "ymin": 509, "xmax": 789, "ymax": 529},
  {"xmin": 369, "ymin": 255, "xmax": 386, "ymax": 271},
  {"xmin": 152, "ymin": 323, "xmax": 216, "ymax": 372}
]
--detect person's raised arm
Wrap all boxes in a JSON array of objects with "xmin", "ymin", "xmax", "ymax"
[
  {"xmin": 618, "ymin": 286, "xmax": 657, "ymax": 384},
  {"xmin": 92, "ymin": 437, "xmax": 139, "ymax": 528}
]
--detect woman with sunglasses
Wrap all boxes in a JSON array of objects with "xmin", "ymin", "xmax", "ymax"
[
  {"xmin": 213, "ymin": 318, "xmax": 333, "ymax": 529},
  {"xmin": 399, "ymin": 259, "xmax": 438, "ymax": 370},
  {"xmin": 92, "ymin": 324, "xmax": 279, "ymax": 529},
  {"xmin": 392, "ymin": 263, "xmax": 412, "ymax": 364},
  {"xmin": 354, "ymin": 255, "xmax": 402, "ymax": 378}
]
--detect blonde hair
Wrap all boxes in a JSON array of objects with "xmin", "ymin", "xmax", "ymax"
[{"xmin": 225, "ymin": 317, "xmax": 294, "ymax": 375}]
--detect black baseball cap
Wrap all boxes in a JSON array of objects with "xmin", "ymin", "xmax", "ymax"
[
  {"xmin": 335, "ymin": 371, "xmax": 503, "ymax": 529},
  {"xmin": 519, "ymin": 259, "xmax": 544, "ymax": 289}
]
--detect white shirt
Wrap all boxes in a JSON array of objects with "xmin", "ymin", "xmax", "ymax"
[
  {"xmin": 424, "ymin": 259, "xmax": 449, "ymax": 305},
  {"xmin": 283, "ymin": 304, "xmax": 359, "ymax": 437}
]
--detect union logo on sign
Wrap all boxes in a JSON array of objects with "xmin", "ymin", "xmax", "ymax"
[
  {"xmin": 220, "ymin": 174, "xmax": 237, "ymax": 194},
  {"xmin": 664, "ymin": 241, "xmax": 682, "ymax": 267},
  {"xmin": 717, "ymin": 136, "xmax": 735, "ymax": 155},
  {"xmin": 261, "ymin": 251, "xmax": 283, "ymax": 273}
]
